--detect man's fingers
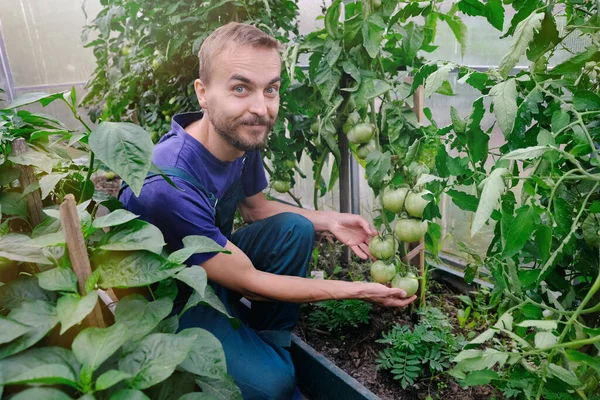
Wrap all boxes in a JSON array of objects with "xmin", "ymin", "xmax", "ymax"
[
  {"xmin": 358, "ymin": 242, "xmax": 375, "ymax": 260},
  {"xmin": 388, "ymin": 295, "xmax": 417, "ymax": 307},
  {"xmin": 351, "ymin": 245, "xmax": 369, "ymax": 259}
]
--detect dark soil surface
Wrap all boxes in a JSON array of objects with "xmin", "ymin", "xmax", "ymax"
[
  {"xmin": 93, "ymin": 174, "xmax": 121, "ymax": 198},
  {"xmin": 294, "ymin": 234, "xmax": 500, "ymax": 400}
]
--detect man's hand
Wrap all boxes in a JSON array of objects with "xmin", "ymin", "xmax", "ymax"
[
  {"xmin": 328, "ymin": 213, "xmax": 378, "ymax": 259},
  {"xmin": 359, "ymin": 282, "xmax": 417, "ymax": 307}
]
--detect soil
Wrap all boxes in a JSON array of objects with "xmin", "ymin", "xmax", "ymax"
[
  {"xmin": 294, "ymin": 234, "xmax": 500, "ymax": 400},
  {"xmin": 93, "ymin": 174, "xmax": 122, "ymax": 198}
]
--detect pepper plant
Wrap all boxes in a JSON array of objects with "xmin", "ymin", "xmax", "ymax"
[{"xmin": 0, "ymin": 91, "xmax": 242, "ymax": 398}]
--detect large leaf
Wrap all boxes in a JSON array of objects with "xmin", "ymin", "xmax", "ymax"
[
  {"xmin": 93, "ymin": 250, "xmax": 185, "ymax": 289},
  {"xmin": 37, "ymin": 267, "xmax": 78, "ymax": 293},
  {"xmin": 144, "ymin": 371, "xmax": 198, "ymax": 400},
  {"xmin": 446, "ymin": 190, "xmax": 478, "ymax": 212},
  {"xmin": 119, "ymin": 333, "xmax": 196, "ymax": 389},
  {"xmin": 89, "ymin": 122, "xmax": 154, "ymax": 196},
  {"xmin": 362, "ymin": 14, "xmax": 386, "ymax": 58},
  {"xmin": 96, "ymin": 369, "xmax": 132, "ymax": 391},
  {"xmin": 400, "ymin": 22, "xmax": 424, "ymax": 65},
  {"xmin": 534, "ymin": 332, "xmax": 558, "ymax": 349},
  {"xmin": 498, "ymin": 13, "xmax": 544, "ymax": 78},
  {"xmin": 0, "ymin": 301, "xmax": 58, "ymax": 359},
  {"xmin": 453, "ymin": 348, "xmax": 509, "ymax": 372},
  {"xmin": 110, "ymin": 389, "xmax": 150, "ymax": 400},
  {"xmin": 444, "ymin": 15, "xmax": 467, "ymax": 57},
  {"xmin": 457, "ymin": 0, "xmax": 486, "ymax": 16},
  {"xmin": 471, "ymin": 168, "xmax": 509, "ymax": 237},
  {"xmin": 0, "ymin": 346, "xmax": 79, "ymax": 387},
  {"xmin": 0, "ymin": 276, "xmax": 55, "ymax": 309},
  {"xmin": 548, "ymin": 363, "xmax": 580, "ymax": 387},
  {"xmin": 56, "ymin": 291, "xmax": 99, "ymax": 334},
  {"xmin": 175, "ymin": 266, "xmax": 208, "ymax": 298},
  {"xmin": 5, "ymin": 92, "xmax": 66, "ymax": 109},
  {"xmin": 573, "ymin": 91, "xmax": 600, "ymax": 111},
  {"xmin": 93, "ymin": 209, "xmax": 139, "ymax": 229},
  {"xmin": 425, "ymin": 63, "xmax": 454, "ymax": 98},
  {"xmin": 460, "ymin": 369, "xmax": 499, "ymax": 387},
  {"xmin": 0, "ymin": 233, "xmax": 52, "ymax": 265},
  {"xmin": 325, "ymin": 0, "xmax": 341, "ymax": 39},
  {"xmin": 551, "ymin": 46, "xmax": 599, "ymax": 75},
  {"xmin": 8, "ymin": 150, "xmax": 53, "ymax": 174},
  {"xmin": 72, "ymin": 323, "xmax": 129, "ymax": 372},
  {"xmin": 502, "ymin": 205, "xmax": 540, "ymax": 258},
  {"xmin": 365, "ymin": 151, "xmax": 392, "ymax": 191},
  {"xmin": 0, "ymin": 317, "xmax": 30, "ymax": 345},
  {"xmin": 0, "ymin": 192, "xmax": 27, "ymax": 219},
  {"xmin": 501, "ymin": 145, "xmax": 551, "ymax": 160},
  {"xmin": 485, "ymin": 0, "xmax": 504, "ymax": 31},
  {"xmin": 98, "ymin": 220, "xmax": 165, "ymax": 254},
  {"xmin": 39, "ymin": 172, "xmax": 69, "ymax": 199},
  {"xmin": 10, "ymin": 388, "xmax": 72, "ymax": 400},
  {"xmin": 182, "ymin": 286, "xmax": 239, "ymax": 330},
  {"xmin": 168, "ymin": 236, "xmax": 230, "ymax": 265},
  {"xmin": 178, "ymin": 328, "xmax": 227, "ymax": 378},
  {"xmin": 115, "ymin": 294, "xmax": 173, "ymax": 342},
  {"xmin": 489, "ymin": 79, "xmax": 517, "ymax": 136},
  {"xmin": 179, "ymin": 393, "xmax": 220, "ymax": 400},
  {"xmin": 466, "ymin": 97, "xmax": 488, "ymax": 163},
  {"xmin": 195, "ymin": 374, "xmax": 243, "ymax": 400}
]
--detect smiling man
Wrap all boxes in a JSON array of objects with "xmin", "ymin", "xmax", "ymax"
[{"xmin": 120, "ymin": 22, "xmax": 416, "ymax": 400}]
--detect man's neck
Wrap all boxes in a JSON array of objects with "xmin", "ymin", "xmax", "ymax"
[{"xmin": 186, "ymin": 116, "xmax": 245, "ymax": 162}]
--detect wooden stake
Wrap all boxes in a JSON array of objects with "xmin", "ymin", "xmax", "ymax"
[
  {"xmin": 12, "ymin": 138, "xmax": 43, "ymax": 227},
  {"xmin": 59, "ymin": 194, "xmax": 107, "ymax": 328}
]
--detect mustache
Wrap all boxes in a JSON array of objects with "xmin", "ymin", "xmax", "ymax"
[{"xmin": 237, "ymin": 116, "xmax": 273, "ymax": 126}]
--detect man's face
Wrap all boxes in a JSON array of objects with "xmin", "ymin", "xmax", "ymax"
[{"xmin": 196, "ymin": 45, "xmax": 281, "ymax": 152}]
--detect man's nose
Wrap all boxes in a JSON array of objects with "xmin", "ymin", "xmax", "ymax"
[{"xmin": 248, "ymin": 93, "xmax": 268, "ymax": 116}]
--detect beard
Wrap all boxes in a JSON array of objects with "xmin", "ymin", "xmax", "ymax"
[{"xmin": 206, "ymin": 109, "xmax": 273, "ymax": 152}]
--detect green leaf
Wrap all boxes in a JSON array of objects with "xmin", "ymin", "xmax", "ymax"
[
  {"xmin": 9, "ymin": 388, "xmax": 72, "ymax": 400},
  {"xmin": 450, "ymin": 106, "xmax": 467, "ymax": 133},
  {"xmin": 515, "ymin": 319, "xmax": 557, "ymax": 331},
  {"xmin": 444, "ymin": 15, "xmax": 468, "ymax": 57},
  {"xmin": 0, "ymin": 317, "xmax": 30, "ymax": 345},
  {"xmin": 489, "ymin": 79, "xmax": 517, "ymax": 136},
  {"xmin": 400, "ymin": 22, "xmax": 424, "ymax": 64},
  {"xmin": 314, "ymin": 61, "xmax": 341, "ymax": 103},
  {"xmin": 56, "ymin": 291, "xmax": 99, "ymax": 334},
  {"xmin": 168, "ymin": 236, "xmax": 230, "ymax": 265},
  {"xmin": 195, "ymin": 374, "xmax": 243, "ymax": 400},
  {"xmin": 0, "ymin": 276, "xmax": 55, "ymax": 309},
  {"xmin": 565, "ymin": 350, "xmax": 600, "ymax": 375},
  {"xmin": 8, "ymin": 150, "xmax": 53, "ymax": 174},
  {"xmin": 6, "ymin": 91, "xmax": 67, "ymax": 109},
  {"xmin": 498, "ymin": 13, "xmax": 544, "ymax": 78},
  {"xmin": 110, "ymin": 389, "xmax": 150, "ymax": 400},
  {"xmin": 72, "ymin": 323, "xmax": 129, "ymax": 372},
  {"xmin": 0, "ymin": 301, "xmax": 58, "ymax": 359},
  {"xmin": 471, "ymin": 168, "xmax": 509, "ymax": 237},
  {"xmin": 362, "ymin": 14, "xmax": 386, "ymax": 58},
  {"xmin": 365, "ymin": 151, "xmax": 392, "ymax": 191},
  {"xmin": 446, "ymin": 190, "xmax": 478, "ymax": 212},
  {"xmin": 534, "ymin": 331, "xmax": 558, "ymax": 348},
  {"xmin": 325, "ymin": 0, "xmax": 341, "ymax": 39},
  {"xmin": 0, "ymin": 233, "xmax": 52, "ymax": 264},
  {"xmin": 93, "ymin": 209, "xmax": 139, "ymax": 229},
  {"xmin": 182, "ymin": 286, "xmax": 239, "ymax": 330},
  {"xmin": 551, "ymin": 46, "xmax": 599, "ymax": 75},
  {"xmin": 175, "ymin": 266, "xmax": 208, "ymax": 298},
  {"xmin": 527, "ymin": 13, "xmax": 559, "ymax": 62},
  {"xmin": 119, "ymin": 333, "xmax": 196, "ymax": 390},
  {"xmin": 96, "ymin": 369, "xmax": 132, "ymax": 391},
  {"xmin": 466, "ymin": 97, "xmax": 488, "ymax": 163},
  {"xmin": 179, "ymin": 393, "xmax": 219, "ymax": 400},
  {"xmin": 115, "ymin": 295, "xmax": 173, "ymax": 343},
  {"xmin": 551, "ymin": 110, "xmax": 570, "ymax": 133},
  {"xmin": 29, "ymin": 231, "xmax": 65, "ymax": 247},
  {"xmin": 453, "ymin": 348, "xmax": 509, "ymax": 372},
  {"xmin": 458, "ymin": 0, "xmax": 486, "ymax": 16},
  {"xmin": 573, "ymin": 91, "xmax": 600, "ymax": 111},
  {"xmin": 37, "ymin": 268, "xmax": 78, "ymax": 293},
  {"xmin": 89, "ymin": 122, "xmax": 154, "ymax": 197},
  {"xmin": 502, "ymin": 205, "xmax": 540, "ymax": 258},
  {"xmin": 98, "ymin": 220, "xmax": 166, "ymax": 254},
  {"xmin": 502, "ymin": 146, "xmax": 551, "ymax": 161},
  {"xmin": 469, "ymin": 328, "xmax": 496, "ymax": 344},
  {"xmin": 460, "ymin": 369, "xmax": 499, "ymax": 387},
  {"xmin": 535, "ymin": 225, "xmax": 552, "ymax": 262},
  {"xmin": 485, "ymin": 0, "xmax": 504, "ymax": 31},
  {"xmin": 425, "ymin": 63, "xmax": 454, "ymax": 98},
  {"xmin": 91, "ymin": 250, "xmax": 185, "ymax": 289},
  {"xmin": 548, "ymin": 363, "xmax": 580, "ymax": 387},
  {"xmin": 0, "ymin": 346, "xmax": 79, "ymax": 387},
  {"xmin": 178, "ymin": 328, "xmax": 227, "ymax": 378},
  {"xmin": 93, "ymin": 250, "xmax": 185, "ymax": 289},
  {"xmin": 0, "ymin": 192, "xmax": 27, "ymax": 219}
]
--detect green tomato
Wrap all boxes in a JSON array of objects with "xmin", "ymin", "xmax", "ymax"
[
  {"xmin": 152, "ymin": 58, "xmax": 161, "ymax": 70},
  {"xmin": 105, "ymin": 171, "xmax": 116, "ymax": 180},
  {"xmin": 395, "ymin": 218, "xmax": 428, "ymax": 243},
  {"xmin": 404, "ymin": 190, "xmax": 431, "ymax": 218},
  {"xmin": 346, "ymin": 123, "xmax": 374, "ymax": 144},
  {"xmin": 121, "ymin": 46, "xmax": 131, "ymax": 56},
  {"xmin": 370, "ymin": 260, "xmax": 396, "ymax": 284},
  {"xmin": 165, "ymin": 115, "xmax": 171, "ymax": 122},
  {"xmin": 383, "ymin": 187, "xmax": 409, "ymax": 213},
  {"xmin": 343, "ymin": 111, "xmax": 361, "ymax": 134},
  {"xmin": 369, "ymin": 235, "xmax": 398, "ymax": 260},
  {"xmin": 391, "ymin": 273, "xmax": 419, "ymax": 296},
  {"xmin": 356, "ymin": 140, "xmax": 376, "ymax": 160},
  {"xmin": 272, "ymin": 180, "xmax": 291, "ymax": 193},
  {"xmin": 284, "ymin": 159, "xmax": 296, "ymax": 169}
]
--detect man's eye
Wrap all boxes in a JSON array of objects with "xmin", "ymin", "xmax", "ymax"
[
  {"xmin": 234, "ymin": 86, "xmax": 246, "ymax": 93},
  {"xmin": 266, "ymin": 87, "xmax": 278, "ymax": 94}
]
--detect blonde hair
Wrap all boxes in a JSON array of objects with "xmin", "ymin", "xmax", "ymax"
[{"xmin": 198, "ymin": 22, "xmax": 282, "ymax": 84}]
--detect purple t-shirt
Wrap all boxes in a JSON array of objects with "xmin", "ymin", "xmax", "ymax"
[{"xmin": 120, "ymin": 112, "xmax": 268, "ymax": 264}]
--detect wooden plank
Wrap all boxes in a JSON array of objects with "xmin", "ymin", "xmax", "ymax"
[
  {"xmin": 12, "ymin": 138, "xmax": 43, "ymax": 227},
  {"xmin": 59, "ymin": 194, "xmax": 106, "ymax": 328}
]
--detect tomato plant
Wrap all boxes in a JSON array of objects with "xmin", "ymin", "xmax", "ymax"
[{"xmin": 370, "ymin": 260, "xmax": 396, "ymax": 284}]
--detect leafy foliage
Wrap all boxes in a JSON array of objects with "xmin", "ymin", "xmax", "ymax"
[
  {"xmin": 307, "ymin": 299, "xmax": 372, "ymax": 332},
  {"xmin": 376, "ymin": 307, "xmax": 465, "ymax": 389}
]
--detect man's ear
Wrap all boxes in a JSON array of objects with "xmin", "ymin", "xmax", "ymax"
[{"xmin": 194, "ymin": 79, "xmax": 208, "ymax": 109}]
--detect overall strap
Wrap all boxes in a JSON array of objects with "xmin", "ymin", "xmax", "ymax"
[{"xmin": 119, "ymin": 166, "xmax": 218, "ymax": 209}]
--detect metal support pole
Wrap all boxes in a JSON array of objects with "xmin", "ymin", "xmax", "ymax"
[
  {"xmin": 350, "ymin": 155, "xmax": 360, "ymax": 215},
  {"xmin": 0, "ymin": 16, "xmax": 16, "ymax": 102},
  {"xmin": 339, "ymin": 133, "xmax": 351, "ymax": 266}
]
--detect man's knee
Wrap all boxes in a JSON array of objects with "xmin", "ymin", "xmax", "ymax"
[
  {"xmin": 275, "ymin": 212, "xmax": 314, "ymax": 245},
  {"xmin": 237, "ymin": 362, "xmax": 296, "ymax": 400}
]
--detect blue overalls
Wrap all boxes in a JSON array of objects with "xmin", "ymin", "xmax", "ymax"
[{"xmin": 122, "ymin": 162, "xmax": 314, "ymax": 399}]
